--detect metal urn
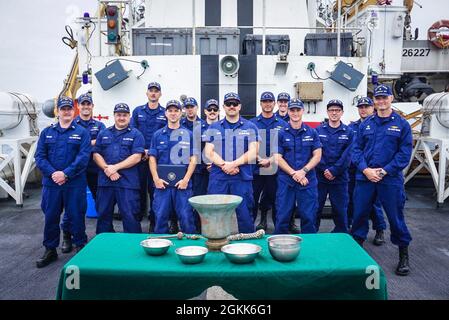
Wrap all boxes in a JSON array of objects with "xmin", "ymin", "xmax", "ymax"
[{"xmin": 188, "ymin": 194, "xmax": 242, "ymax": 251}]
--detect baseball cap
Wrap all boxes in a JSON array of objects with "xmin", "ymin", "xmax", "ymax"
[
  {"xmin": 277, "ymin": 92, "xmax": 291, "ymax": 101},
  {"xmin": 223, "ymin": 92, "xmax": 241, "ymax": 103},
  {"xmin": 113, "ymin": 103, "xmax": 130, "ymax": 113},
  {"xmin": 260, "ymin": 91, "xmax": 275, "ymax": 101},
  {"xmin": 288, "ymin": 98, "xmax": 304, "ymax": 109},
  {"xmin": 326, "ymin": 99, "xmax": 344, "ymax": 109},
  {"xmin": 205, "ymin": 99, "xmax": 219, "ymax": 109},
  {"xmin": 57, "ymin": 96, "xmax": 74, "ymax": 109},
  {"xmin": 374, "ymin": 85, "xmax": 392, "ymax": 97},
  {"xmin": 78, "ymin": 93, "xmax": 93, "ymax": 104},
  {"xmin": 183, "ymin": 97, "xmax": 198, "ymax": 108},
  {"xmin": 357, "ymin": 97, "xmax": 374, "ymax": 107},
  {"xmin": 147, "ymin": 82, "xmax": 161, "ymax": 91},
  {"xmin": 166, "ymin": 100, "xmax": 182, "ymax": 110}
]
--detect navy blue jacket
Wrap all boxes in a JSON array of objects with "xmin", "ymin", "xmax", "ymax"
[
  {"xmin": 35, "ymin": 122, "xmax": 91, "ymax": 188},
  {"xmin": 130, "ymin": 103, "xmax": 167, "ymax": 149},
  {"xmin": 181, "ymin": 117, "xmax": 209, "ymax": 174},
  {"xmin": 74, "ymin": 116, "xmax": 106, "ymax": 173},
  {"xmin": 93, "ymin": 126, "xmax": 145, "ymax": 189},
  {"xmin": 276, "ymin": 123, "xmax": 322, "ymax": 189},
  {"xmin": 316, "ymin": 122, "xmax": 353, "ymax": 184},
  {"xmin": 149, "ymin": 125, "xmax": 195, "ymax": 188},
  {"xmin": 352, "ymin": 111, "xmax": 413, "ymax": 185},
  {"xmin": 250, "ymin": 114, "xmax": 288, "ymax": 175},
  {"xmin": 205, "ymin": 117, "xmax": 259, "ymax": 181},
  {"xmin": 275, "ymin": 110, "xmax": 289, "ymax": 122},
  {"xmin": 348, "ymin": 119, "xmax": 362, "ymax": 175}
]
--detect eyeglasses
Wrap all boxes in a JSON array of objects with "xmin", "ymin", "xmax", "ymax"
[
  {"xmin": 224, "ymin": 101, "xmax": 239, "ymax": 107},
  {"xmin": 327, "ymin": 109, "xmax": 342, "ymax": 113},
  {"xmin": 206, "ymin": 107, "xmax": 219, "ymax": 112},
  {"xmin": 184, "ymin": 105, "xmax": 196, "ymax": 109}
]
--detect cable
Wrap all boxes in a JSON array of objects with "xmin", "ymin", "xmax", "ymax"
[
  {"xmin": 310, "ymin": 69, "xmax": 331, "ymax": 81},
  {"xmin": 105, "ymin": 58, "xmax": 143, "ymax": 67},
  {"xmin": 105, "ymin": 58, "xmax": 149, "ymax": 79},
  {"xmin": 367, "ymin": 27, "xmax": 373, "ymax": 64},
  {"xmin": 62, "ymin": 25, "xmax": 77, "ymax": 49},
  {"xmin": 6, "ymin": 92, "xmax": 39, "ymax": 135},
  {"xmin": 84, "ymin": 22, "xmax": 96, "ymax": 64}
]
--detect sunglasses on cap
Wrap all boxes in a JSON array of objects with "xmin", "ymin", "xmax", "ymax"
[
  {"xmin": 224, "ymin": 101, "xmax": 239, "ymax": 107},
  {"xmin": 206, "ymin": 107, "xmax": 219, "ymax": 112}
]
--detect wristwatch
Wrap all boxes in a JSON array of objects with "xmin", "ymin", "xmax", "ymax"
[
  {"xmin": 379, "ymin": 168, "xmax": 387, "ymax": 177},
  {"xmin": 302, "ymin": 167, "xmax": 310, "ymax": 173}
]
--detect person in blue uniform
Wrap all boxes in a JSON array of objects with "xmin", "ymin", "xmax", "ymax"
[
  {"xmin": 204, "ymin": 99, "xmax": 220, "ymax": 126},
  {"xmin": 274, "ymin": 92, "xmax": 290, "ymax": 122},
  {"xmin": 149, "ymin": 100, "xmax": 197, "ymax": 234},
  {"xmin": 274, "ymin": 98, "xmax": 322, "ymax": 234},
  {"xmin": 34, "ymin": 96, "xmax": 91, "ymax": 268},
  {"xmin": 315, "ymin": 99, "xmax": 353, "ymax": 233},
  {"xmin": 60, "ymin": 93, "xmax": 106, "ymax": 254},
  {"xmin": 130, "ymin": 82, "xmax": 167, "ymax": 232},
  {"xmin": 201, "ymin": 98, "xmax": 220, "ymax": 190},
  {"xmin": 204, "ymin": 92, "xmax": 259, "ymax": 233},
  {"xmin": 352, "ymin": 85, "xmax": 413, "ymax": 276},
  {"xmin": 348, "ymin": 97, "xmax": 386, "ymax": 245},
  {"xmin": 181, "ymin": 97, "xmax": 213, "ymax": 232},
  {"xmin": 93, "ymin": 103, "xmax": 145, "ymax": 234},
  {"xmin": 250, "ymin": 91, "xmax": 290, "ymax": 232},
  {"xmin": 181, "ymin": 97, "xmax": 209, "ymax": 197}
]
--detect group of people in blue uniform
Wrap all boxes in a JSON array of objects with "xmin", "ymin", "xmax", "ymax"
[{"xmin": 34, "ymin": 82, "xmax": 412, "ymax": 276}]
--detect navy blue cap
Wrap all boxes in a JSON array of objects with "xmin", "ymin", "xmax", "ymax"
[
  {"xmin": 277, "ymin": 92, "xmax": 290, "ymax": 101},
  {"xmin": 374, "ymin": 85, "xmax": 392, "ymax": 97},
  {"xmin": 166, "ymin": 99, "xmax": 182, "ymax": 110},
  {"xmin": 224, "ymin": 92, "xmax": 240, "ymax": 103},
  {"xmin": 327, "ymin": 99, "xmax": 344, "ymax": 109},
  {"xmin": 183, "ymin": 97, "xmax": 198, "ymax": 108},
  {"xmin": 260, "ymin": 91, "xmax": 275, "ymax": 101},
  {"xmin": 113, "ymin": 103, "xmax": 130, "ymax": 113},
  {"xmin": 147, "ymin": 81, "xmax": 161, "ymax": 91},
  {"xmin": 357, "ymin": 97, "xmax": 374, "ymax": 107},
  {"xmin": 288, "ymin": 98, "xmax": 304, "ymax": 109},
  {"xmin": 57, "ymin": 96, "xmax": 74, "ymax": 109},
  {"xmin": 78, "ymin": 93, "xmax": 93, "ymax": 104},
  {"xmin": 205, "ymin": 99, "xmax": 219, "ymax": 109}
]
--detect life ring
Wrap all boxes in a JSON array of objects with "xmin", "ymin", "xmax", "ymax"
[{"xmin": 428, "ymin": 20, "xmax": 449, "ymax": 49}]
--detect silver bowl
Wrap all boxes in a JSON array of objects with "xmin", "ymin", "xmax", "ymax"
[
  {"xmin": 140, "ymin": 239, "xmax": 173, "ymax": 256},
  {"xmin": 175, "ymin": 246, "xmax": 208, "ymax": 264},
  {"xmin": 267, "ymin": 235, "xmax": 302, "ymax": 262},
  {"xmin": 221, "ymin": 243, "xmax": 261, "ymax": 264}
]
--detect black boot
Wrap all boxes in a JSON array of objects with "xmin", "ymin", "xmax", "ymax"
[
  {"xmin": 256, "ymin": 211, "xmax": 268, "ymax": 231},
  {"xmin": 289, "ymin": 216, "xmax": 300, "ymax": 234},
  {"xmin": 396, "ymin": 246, "xmax": 410, "ymax": 276},
  {"xmin": 61, "ymin": 232, "xmax": 73, "ymax": 254},
  {"xmin": 113, "ymin": 212, "xmax": 122, "ymax": 221},
  {"xmin": 36, "ymin": 249, "xmax": 58, "ymax": 268},
  {"xmin": 373, "ymin": 229, "xmax": 385, "ymax": 246},
  {"xmin": 168, "ymin": 219, "xmax": 179, "ymax": 234},
  {"xmin": 148, "ymin": 222, "xmax": 155, "ymax": 233}
]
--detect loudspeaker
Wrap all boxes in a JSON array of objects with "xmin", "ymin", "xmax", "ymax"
[{"xmin": 220, "ymin": 56, "xmax": 240, "ymax": 77}]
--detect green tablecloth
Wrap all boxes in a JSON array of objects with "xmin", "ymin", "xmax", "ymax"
[{"xmin": 56, "ymin": 233, "xmax": 387, "ymax": 300}]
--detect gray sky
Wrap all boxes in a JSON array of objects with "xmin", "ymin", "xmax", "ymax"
[{"xmin": 0, "ymin": 0, "xmax": 448, "ymax": 102}]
